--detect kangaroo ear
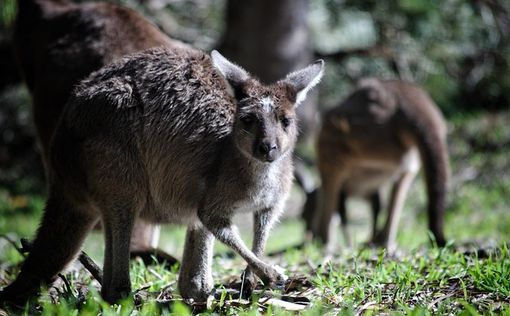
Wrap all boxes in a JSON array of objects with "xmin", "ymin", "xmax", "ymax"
[
  {"xmin": 211, "ymin": 50, "xmax": 250, "ymax": 89},
  {"xmin": 282, "ymin": 60, "xmax": 324, "ymax": 107}
]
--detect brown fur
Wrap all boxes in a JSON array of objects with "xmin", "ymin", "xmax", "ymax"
[
  {"xmin": 0, "ymin": 47, "xmax": 323, "ymax": 304},
  {"xmin": 13, "ymin": 0, "xmax": 188, "ymax": 256},
  {"xmin": 310, "ymin": 78, "xmax": 449, "ymax": 250}
]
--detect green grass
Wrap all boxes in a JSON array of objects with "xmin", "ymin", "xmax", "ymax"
[
  {"xmin": 1, "ymin": 112, "xmax": 510, "ymax": 314},
  {"xmin": 2, "ymin": 243, "xmax": 509, "ymax": 315}
]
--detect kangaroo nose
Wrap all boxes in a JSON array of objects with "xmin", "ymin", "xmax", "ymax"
[{"xmin": 258, "ymin": 141, "xmax": 277, "ymax": 155}]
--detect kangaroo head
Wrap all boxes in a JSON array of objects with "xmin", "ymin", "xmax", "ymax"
[{"xmin": 211, "ymin": 50, "xmax": 324, "ymax": 163}]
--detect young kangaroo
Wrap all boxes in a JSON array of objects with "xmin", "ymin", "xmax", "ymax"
[
  {"xmin": 0, "ymin": 47, "xmax": 324, "ymax": 304},
  {"xmin": 13, "ymin": 0, "xmax": 188, "ymax": 260},
  {"xmin": 311, "ymin": 78, "xmax": 449, "ymax": 250}
]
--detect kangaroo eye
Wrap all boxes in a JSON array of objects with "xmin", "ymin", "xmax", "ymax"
[
  {"xmin": 241, "ymin": 115, "xmax": 254, "ymax": 125},
  {"xmin": 281, "ymin": 117, "xmax": 291, "ymax": 127}
]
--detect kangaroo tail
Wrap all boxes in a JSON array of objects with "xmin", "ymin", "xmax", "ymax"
[
  {"xmin": 399, "ymin": 86, "xmax": 450, "ymax": 247},
  {"xmin": 0, "ymin": 190, "xmax": 97, "ymax": 306}
]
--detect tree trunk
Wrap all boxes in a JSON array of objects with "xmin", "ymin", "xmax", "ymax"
[
  {"xmin": 0, "ymin": 30, "xmax": 21, "ymax": 89},
  {"xmin": 218, "ymin": 0, "xmax": 318, "ymax": 145}
]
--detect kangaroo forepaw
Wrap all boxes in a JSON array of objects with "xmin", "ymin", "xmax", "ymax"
[{"xmin": 257, "ymin": 265, "xmax": 287, "ymax": 290}]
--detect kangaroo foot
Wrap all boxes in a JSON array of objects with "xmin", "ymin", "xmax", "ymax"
[{"xmin": 178, "ymin": 274, "xmax": 214, "ymax": 303}]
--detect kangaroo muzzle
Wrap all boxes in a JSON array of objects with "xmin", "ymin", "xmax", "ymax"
[{"xmin": 255, "ymin": 139, "xmax": 278, "ymax": 162}]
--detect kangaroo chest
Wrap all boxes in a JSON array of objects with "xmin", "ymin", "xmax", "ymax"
[{"xmin": 231, "ymin": 167, "xmax": 283, "ymax": 214}]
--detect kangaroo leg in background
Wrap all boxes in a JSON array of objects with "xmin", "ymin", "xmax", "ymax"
[
  {"xmin": 129, "ymin": 220, "xmax": 178, "ymax": 266},
  {"xmin": 294, "ymin": 158, "xmax": 316, "ymax": 195},
  {"xmin": 0, "ymin": 191, "xmax": 98, "ymax": 305},
  {"xmin": 178, "ymin": 224, "xmax": 215, "ymax": 302},
  {"xmin": 241, "ymin": 207, "xmax": 281, "ymax": 297},
  {"xmin": 369, "ymin": 191, "xmax": 382, "ymax": 241},
  {"xmin": 302, "ymin": 188, "xmax": 317, "ymax": 239},
  {"xmin": 336, "ymin": 190, "xmax": 351, "ymax": 247},
  {"xmin": 295, "ymin": 157, "xmax": 318, "ymax": 241},
  {"xmin": 373, "ymin": 170, "xmax": 417, "ymax": 251}
]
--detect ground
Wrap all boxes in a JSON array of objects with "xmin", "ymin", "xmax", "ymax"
[{"xmin": 0, "ymin": 112, "xmax": 509, "ymax": 315}]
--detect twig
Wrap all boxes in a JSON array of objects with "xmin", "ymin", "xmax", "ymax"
[
  {"xmin": 355, "ymin": 301, "xmax": 377, "ymax": 316},
  {"xmin": 427, "ymin": 292, "xmax": 455, "ymax": 310},
  {"xmin": 148, "ymin": 268, "xmax": 164, "ymax": 281},
  {"xmin": 77, "ymin": 250, "xmax": 103, "ymax": 285},
  {"xmin": 240, "ymin": 270, "xmax": 246, "ymax": 299},
  {"xmin": 19, "ymin": 238, "xmax": 103, "ymax": 285}
]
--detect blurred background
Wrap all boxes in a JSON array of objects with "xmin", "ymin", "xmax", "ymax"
[{"xmin": 0, "ymin": 0, "xmax": 509, "ymax": 261}]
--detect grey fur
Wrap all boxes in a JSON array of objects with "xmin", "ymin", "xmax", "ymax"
[{"xmin": 1, "ymin": 47, "xmax": 324, "ymax": 304}]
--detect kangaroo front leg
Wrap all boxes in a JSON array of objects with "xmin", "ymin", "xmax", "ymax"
[
  {"xmin": 198, "ymin": 210, "xmax": 285, "ymax": 289},
  {"xmin": 241, "ymin": 208, "xmax": 281, "ymax": 296},
  {"xmin": 178, "ymin": 223, "xmax": 215, "ymax": 302}
]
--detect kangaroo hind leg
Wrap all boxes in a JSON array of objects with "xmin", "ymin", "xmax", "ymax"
[
  {"xmin": 101, "ymin": 205, "xmax": 139, "ymax": 304},
  {"xmin": 373, "ymin": 170, "xmax": 417, "ymax": 251}
]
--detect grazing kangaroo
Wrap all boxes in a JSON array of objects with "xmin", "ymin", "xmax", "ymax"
[
  {"xmin": 0, "ymin": 47, "xmax": 324, "ymax": 304},
  {"xmin": 311, "ymin": 78, "xmax": 449, "ymax": 250},
  {"xmin": 13, "ymin": 0, "xmax": 188, "ymax": 260}
]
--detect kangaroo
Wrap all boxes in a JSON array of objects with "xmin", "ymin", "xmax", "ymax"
[
  {"xmin": 311, "ymin": 78, "xmax": 449, "ymax": 251},
  {"xmin": 13, "ymin": 0, "xmax": 188, "ymax": 260},
  {"xmin": 0, "ymin": 47, "xmax": 324, "ymax": 304}
]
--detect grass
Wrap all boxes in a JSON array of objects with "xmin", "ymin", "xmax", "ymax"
[{"xmin": 1, "ymin": 112, "xmax": 510, "ymax": 314}]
